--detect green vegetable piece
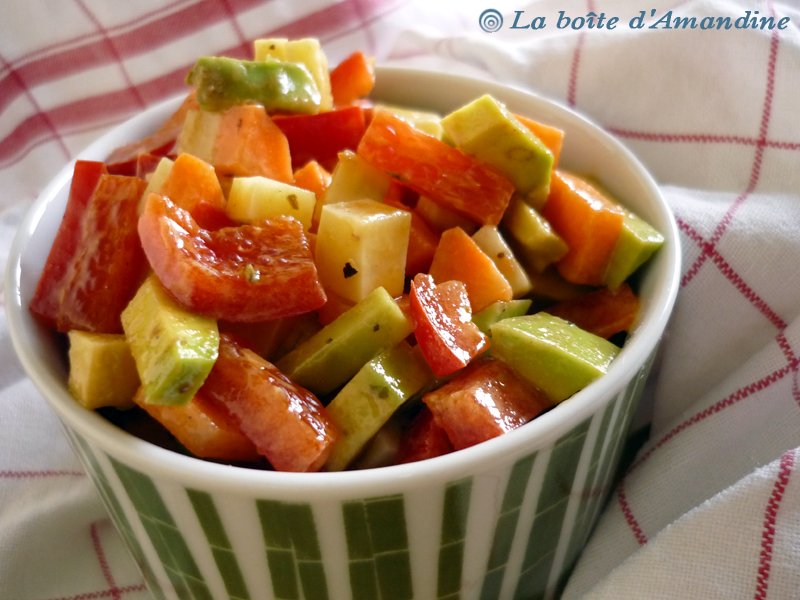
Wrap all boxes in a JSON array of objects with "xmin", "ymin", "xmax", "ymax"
[
  {"xmin": 603, "ymin": 211, "xmax": 665, "ymax": 289},
  {"xmin": 121, "ymin": 275, "xmax": 219, "ymax": 406},
  {"xmin": 491, "ymin": 313, "xmax": 620, "ymax": 403},
  {"xmin": 441, "ymin": 94, "xmax": 554, "ymax": 197},
  {"xmin": 186, "ymin": 56, "xmax": 322, "ymax": 114},
  {"xmin": 324, "ymin": 341, "xmax": 434, "ymax": 471},
  {"xmin": 472, "ymin": 299, "xmax": 532, "ymax": 336},
  {"xmin": 67, "ymin": 331, "xmax": 140, "ymax": 411},
  {"xmin": 502, "ymin": 195, "xmax": 568, "ymax": 273},
  {"xmin": 276, "ymin": 286, "xmax": 413, "ymax": 397}
]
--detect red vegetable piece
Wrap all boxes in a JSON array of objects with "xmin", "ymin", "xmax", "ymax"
[
  {"xmin": 274, "ymin": 105, "xmax": 366, "ymax": 171},
  {"xmin": 201, "ymin": 334, "xmax": 338, "ymax": 472},
  {"xmin": 395, "ymin": 406, "xmax": 454, "ymax": 465},
  {"xmin": 136, "ymin": 153, "xmax": 163, "ymax": 180},
  {"xmin": 357, "ymin": 111, "xmax": 515, "ymax": 226},
  {"xmin": 56, "ymin": 174, "xmax": 148, "ymax": 333},
  {"xmin": 544, "ymin": 282, "xmax": 640, "ymax": 339},
  {"xmin": 330, "ymin": 51, "xmax": 375, "ymax": 106},
  {"xmin": 30, "ymin": 161, "xmax": 108, "ymax": 327},
  {"xmin": 138, "ymin": 193, "xmax": 327, "ymax": 322},
  {"xmin": 409, "ymin": 273, "xmax": 489, "ymax": 377},
  {"xmin": 423, "ymin": 358, "xmax": 551, "ymax": 450}
]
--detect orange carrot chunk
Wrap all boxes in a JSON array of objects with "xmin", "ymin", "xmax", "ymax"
[
  {"xmin": 160, "ymin": 153, "xmax": 228, "ymax": 230},
  {"xmin": 543, "ymin": 171, "xmax": 625, "ymax": 286},
  {"xmin": 544, "ymin": 282, "xmax": 641, "ymax": 339},
  {"xmin": 330, "ymin": 51, "xmax": 376, "ymax": 106}
]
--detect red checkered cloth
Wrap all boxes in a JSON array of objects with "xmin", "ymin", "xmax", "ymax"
[{"xmin": 2, "ymin": 0, "xmax": 800, "ymax": 598}]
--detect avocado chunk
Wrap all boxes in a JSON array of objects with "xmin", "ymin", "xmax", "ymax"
[
  {"xmin": 324, "ymin": 341, "xmax": 435, "ymax": 471},
  {"xmin": 121, "ymin": 274, "xmax": 219, "ymax": 406},
  {"xmin": 440, "ymin": 94, "xmax": 554, "ymax": 198},
  {"xmin": 490, "ymin": 313, "xmax": 620, "ymax": 403},
  {"xmin": 67, "ymin": 331, "xmax": 140, "ymax": 410},
  {"xmin": 276, "ymin": 286, "xmax": 413, "ymax": 397},
  {"xmin": 603, "ymin": 211, "xmax": 665, "ymax": 289},
  {"xmin": 472, "ymin": 299, "xmax": 532, "ymax": 336},
  {"xmin": 502, "ymin": 195, "xmax": 568, "ymax": 273}
]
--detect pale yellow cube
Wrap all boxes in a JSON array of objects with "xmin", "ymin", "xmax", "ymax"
[
  {"xmin": 472, "ymin": 225, "xmax": 533, "ymax": 298},
  {"xmin": 139, "ymin": 156, "xmax": 174, "ymax": 214},
  {"xmin": 373, "ymin": 103, "xmax": 444, "ymax": 139},
  {"xmin": 316, "ymin": 199, "xmax": 411, "ymax": 303},
  {"xmin": 67, "ymin": 331, "xmax": 141, "ymax": 410},
  {"xmin": 228, "ymin": 176, "xmax": 316, "ymax": 230},
  {"xmin": 176, "ymin": 109, "xmax": 221, "ymax": 163}
]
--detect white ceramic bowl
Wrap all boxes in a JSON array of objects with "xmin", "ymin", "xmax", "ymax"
[{"xmin": 6, "ymin": 67, "xmax": 680, "ymax": 600}]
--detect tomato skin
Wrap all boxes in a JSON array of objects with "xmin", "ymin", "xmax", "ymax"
[
  {"xmin": 357, "ymin": 111, "xmax": 515, "ymax": 226},
  {"xmin": 201, "ymin": 334, "xmax": 338, "ymax": 472},
  {"xmin": 30, "ymin": 161, "xmax": 108, "ymax": 327},
  {"xmin": 54, "ymin": 173, "xmax": 149, "ymax": 333},
  {"xmin": 409, "ymin": 273, "xmax": 489, "ymax": 377},
  {"xmin": 138, "ymin": 193, "xmax": 327, "ymax": 322}
]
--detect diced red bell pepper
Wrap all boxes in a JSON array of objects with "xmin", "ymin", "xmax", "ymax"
[
  {"xmin": 330, "ymin": 51, "xmax": 375, "ymax": 106},
  {"xmin": 544, "ymin": 282, "xmax": 640, "ymax": 339},
  {"xmin": 200, "ymin": 334, "xmax": 338, "ymax": 472},
  {"xmin": 409, "ymin": 273, "xmax": 489, "ymax": 377},
  {"xmin": 395, "ymin": 406, "xmax": 454, "ymax": 465},
  {"xmin": 30, "ymin": 160, "xmax": 108, "ymax": 327},
  {"xmin": 357, "ymin": 111, "xmax": 515, "ymax": 226},
  {"xmin": 138, "ymin": 193, "xmax": 327, "ymax": 322},
  {"xmin": 273, "ymin": 105, "xmax": 366, "ymax": 171},
  {"xmin": 422, "ymin": 358, "xmax": 551, "ymax": 450}
]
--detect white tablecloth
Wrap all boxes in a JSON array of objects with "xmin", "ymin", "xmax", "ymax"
[{"xmin": 2, "ymin": 0, "xmax": 800, "ymax": 598}]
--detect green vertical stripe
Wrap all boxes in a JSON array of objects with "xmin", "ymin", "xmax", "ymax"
[
  {"xmin": 438, "ymin": 478, "xmax": 472, "ymax": 599},
  {"xmin": 188, "ymin": 489, "xmax": 251, "ymax": 600},
  {"xmin": 111, "ymin": 458, "xmax": 212, "ymax": 600},
  {"xmin": 480, "ymin": 453, "xmax": 536, "ymax": 600},
  {"xmin": 257, "ymin": 499, "xmax": 329, "ymax": 600}
]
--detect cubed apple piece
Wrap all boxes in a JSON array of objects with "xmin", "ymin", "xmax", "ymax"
[
  {"xmin": 133, "ymin": 387, "xmax": 260, "ymax": 462},
  {"xmin": 543, "ymin": 171, "xmax": 626, "ymax": 286},
  {"xmin": 423, "ymin": 358, "xmax": 551, "ymax": 450},
  {"xmin": 324, "ymin": 341, "xmax": 434, "ymax": 471},
  {"xmin": 471, "ymin": 225, "xmax": 533, "ymax": 298},
  {"xmin": 121, "ymin": 274, "xmax": 219, "ymax": 406},
  {"xmin": 372, "ymin": 103, "xmax": 445, "ymax": 139},
  {"xmin": 502, "ymin": 195, "xmax": 568, "ymax": 274},
  {"xmin": 603, "ymin": 211, "xmax": 665, "ymax": 289},
  {"xmin": 276, "ymin": 286, "xmax": 413, "ymax": 397},
  {"xmin": 139, "ymin": 156, "xmax": 174, "ymax": 213},
  {"xmin": 67, "ymin": 331, "xmax": 140, "ymax": 410},
  {"xmin": 201, "ymin": 334, "xmax": 337, "ymax": 472},
  {"xmin": 544, "ymin": 283, "xmax": 640, "ymax": 339},
  {"xmin": 395, "ymin": 406, "xmax": 454, "ymax": 464},
  {"xmin": 315, "ymin": 150, "xmax": 393, "ymax": 225},
  {"xmin": 441, "ymin": 95, "xmax": 554, "ymax": 200},
  {"xmin": 472, "ymin": 299, "xmax": 532, "ymax": 337},
  {"xmin": 227, "ymin": 177, "xmax": 316, "ymax": 230},
  {"xmin": 357, "ymin": 111, "xmax": 515, "ymax": 226},
  {"xmin": 491, "ymin": 313, "xmax": 620, "ymax": 403},
  {"xmin": 254, "ymin": 37, "xmax": 333, "ymax": 112},
  {"xmin": 315, "ymin": 199, "xmax": 411, "ymax": 303}
]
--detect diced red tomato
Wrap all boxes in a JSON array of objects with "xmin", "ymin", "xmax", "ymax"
[
  {"xmin": 273, "ymin": 105, "xmax": 366, "ymax": 171},
  {"xmin": 409, "ymin": 273, "xmax": 489, "ymax": 377},
  {"xmin": 395, "ymin": 406, "xmax": 454, "ymax": 464},
  {"xmin": 138, "ymin": 193, "xmax": 327, "ymax": 322},
  {"xmin": 30, "ymin": 161, "xmax": 108, "ymax": 327},
  {"xmin": 56, "ymin": 174, "xmax": 149, "ymax": 333},
  {"xmin": 357, "ymin": 111, "xmax": 515, "ymax": 226},
  {"xmin": 423, "ymin": 358, "xmax": 551, "ymax": 450},
  {"xmin": 330, "ymin": 51, "xmax": 376, "ymax": 106},
  {"xmin": 200, "ymin": 334, "xmax": 338, "ymax": 472},
  {"xmin": 544, "ymin": 282, "xmax": 640, "ymax": 339},
  {"xmin": 134, "ymin": 387, "xmax": 261, "ymax": 462},
  {"xmin": 135, "ymin": 153, "xmax": 163, "ymax": 180}
]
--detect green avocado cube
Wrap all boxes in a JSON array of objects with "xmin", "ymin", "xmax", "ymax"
[
  {"xmin": 121, "ymin": 275, "xmax": 219, "ymax": 406},
  {"xmin": 491, "ymin": 313, "xmax": 620, "ymax": 403},
  {"xmin": 440, "ymin": 94, "xmax": 554, "ymax": 197},
  {"xmin": 324, "ymin": 341, "xmax": 434, "ymax": 471},
  {"xmin": 472, "ymin": 299, "xmax": 532, "ymax": 336},
  {"xmin": 275, "ymin": 286, "xmax": 413, "ymax": 396},
  {"xmin": 603, "ymin": 211, "xmax": 665, "ymax": 289},
  {"xmin": 502, "ymin": 195, "xmax": 568, "ymax": 273},
  {"xmin": 67, "ymin": 331, "xmax": 140, "ymax": 410}
]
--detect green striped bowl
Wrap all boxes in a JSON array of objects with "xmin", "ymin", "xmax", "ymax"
[{"xmin": 6, "ymin": 67, "xmax": 680, "ymax": 600}]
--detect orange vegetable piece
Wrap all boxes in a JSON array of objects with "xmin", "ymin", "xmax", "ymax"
[
  {"xmin": 515, "ymin": 114, "xmax": 565, "ymax": 168},
  {"xmin": 542, "ymin": 171, "xmax": 625, "ymax": 286},
  {"xmin": 544, "ymin": 282, "xmax": 640, "ymax": 339},
  {"xmin": 160, "ymin": 153, "xmax": 227, "ymax": 230},
  {"xmin": 134, "ymin": 387, "xmax": 261, "ymax": 462},
  {"xmin": 383, "ymin": 189, "xmax": 439, "ymax": 276},
  {"xmin": 213, "ymin": 104, "xmax": 293, "ymax": 184},
  {"xmin": 428, "ymin": 227, "xmax": 512, "ymax": 312},
  {"xmin": 330, "ymin": 51, "xmax": 376, "ymax": 106},
  {"xmin": 294, "ymin": 160, "xmax": 332, "ymax": 232}
]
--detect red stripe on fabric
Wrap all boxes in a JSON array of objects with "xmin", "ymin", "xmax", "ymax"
[
  {"xmin": 44, "ymin": 585, "xmax": 146, "ymax": 600},
  {"xmin": 606, "ymin": 128, "xmax": 800, "ymax": 152},
  {"xmin": 617, "ymin": 477, "xmax": 647, "ymax": 545},
  {"xmin": 566, "ymin": 0, "xmax": 594, "ymax": 107},
  {"xmin": 91, "ymin": 522, "xmax": 121, "ymax": 600},
  {"xmin": 754, "ymin": 449, "xmax": 795, "ymax": 600},
  {"xmin": 0, "ymin": 469, "xmax": 85, "ymax": 478}
]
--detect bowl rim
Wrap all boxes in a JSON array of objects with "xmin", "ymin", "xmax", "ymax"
[{"xmin": 5, "ymin": 65, "xmax": 681, "ymax": 498}]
